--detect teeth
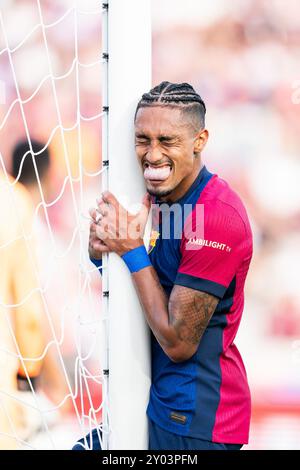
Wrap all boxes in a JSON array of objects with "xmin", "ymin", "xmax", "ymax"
[{"xmin": 144, "ymin": 165, "xmax": 171, "ymax": 181}]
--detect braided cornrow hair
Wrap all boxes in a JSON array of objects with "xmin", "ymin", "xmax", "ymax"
[{"xmin": 135, "ymin": 81, "xmax": 206, "ymax": 129}]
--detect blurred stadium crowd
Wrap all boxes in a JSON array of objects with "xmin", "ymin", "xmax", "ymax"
[
  {"xmin": 152, "ymin": 0, "xmax": 300, "ymax": 449},
  {"xmin": 0, "ymin": 0, "xmax": 299, "ymax": 449}
]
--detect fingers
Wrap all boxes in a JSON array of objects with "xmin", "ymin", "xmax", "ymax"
[
  {"xmin": 94, "ymin": 192, "xmax": 150, "ymax": 216},
  {"xmin": 101, "ymin": 190, "xmax": 118, "ymax": 206},
  {"xmin": 96, "ymin": 194, "xmax": 111, "ymax": 217},
  {"xmin": 95, "ymin": 224, "xmax": 108, "ymax": 241},
  {"xmin": 89, "ymin": 207, "xmax": 103, "ymax": 225},
  {"xmin": 89, "ymin": 234, "xmax": 110, "ymax": 255},
  {"xmin": 90, "ymin": 221, "xmax": 100, "ymax": 234},
  {"xmin": 89, "ymin": 206, "xmax": 105, "ymax": 227},
  {"xmin": 89, "ymin": 207, "xmax": 97, "ymax": 222},
  {"xmin": 97, "ymin": 202, "xmax": 108, "ymax": 217},
  {"xmin": 92, "ymin": 241, "xmax": 110, "ymax": 253}
]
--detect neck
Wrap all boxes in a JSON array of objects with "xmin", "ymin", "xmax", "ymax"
[{"xmin": 160, "ymin": 159, "xmax": 203, "ymax": 203}]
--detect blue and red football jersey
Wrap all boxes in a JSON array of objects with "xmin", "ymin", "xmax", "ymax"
[{"xmin": 147, "ymin": 165, "xmax": 253, "ymax": 444}]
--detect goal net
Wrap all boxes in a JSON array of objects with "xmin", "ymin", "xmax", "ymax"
[{"xmin": 0, "ymin": 0, "xmax": 151, "ymax": 450}]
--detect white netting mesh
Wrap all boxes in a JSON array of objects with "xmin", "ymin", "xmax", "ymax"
[{"xmin": 0, "ymin": 0, "xmax": 107, "ymax": 449}]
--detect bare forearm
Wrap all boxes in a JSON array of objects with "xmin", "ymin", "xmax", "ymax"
[
  {"xmin": 132, "ymin": 266, "xmax": 179, "ymax": 350},
  {"xmin": 132, "ymin": 266, "xmax": 219, "ymax": 363}
]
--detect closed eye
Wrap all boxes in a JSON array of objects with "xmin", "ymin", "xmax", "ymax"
[
  {"xmin": 159, "ymin": 136, "xmax": 178, "ymax": 145},
  {"xmin": 135, "ymin": 134, "xmax": 150, "ymax": 144},
  {"xmin": 135, "ymin": 139, "xmax": 149, "ymax": 146}
]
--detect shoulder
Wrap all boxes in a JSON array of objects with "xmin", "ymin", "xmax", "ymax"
[
  {"xmin": 198, "ymin": 174, "xmax": 252, "ymax": 239},
  {"xmin": 183, "ymin": 174, "xmax": 252, "ymax": 254}
]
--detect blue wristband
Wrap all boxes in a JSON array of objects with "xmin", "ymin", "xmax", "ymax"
[
  {"xmin": 90, "ymin": 257, "xmax": 102, "ymax": 275},
  {"xmin": 121, "ymin": 245, "xmax": 152, "ymax": 273}
]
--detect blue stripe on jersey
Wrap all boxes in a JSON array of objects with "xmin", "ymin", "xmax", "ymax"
[{"xmin": 175, "ymin": 272, "xmax": 227, "ymax": 298}]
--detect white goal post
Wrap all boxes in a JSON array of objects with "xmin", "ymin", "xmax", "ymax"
[
  {"xmin": 102, "ymin": 0, "xmax": 152, "ymax": 450},
  {"xmin": 0, "ymin": 0, "xmax": 151, "ymax": 450}
]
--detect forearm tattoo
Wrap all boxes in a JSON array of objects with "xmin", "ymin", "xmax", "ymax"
[{"xmin": 169, "ymin": 286, "xmax": 219, "ymax": 345}]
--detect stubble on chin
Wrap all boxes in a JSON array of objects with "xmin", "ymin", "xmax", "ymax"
[{"xmin": 146, "ymin": 187, "xmax": 173, "ymax": 198}]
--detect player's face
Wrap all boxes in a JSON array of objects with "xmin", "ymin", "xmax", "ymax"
[{"xmin": 135, "ymin": 106, "xmax": 205, "ymax": 201}]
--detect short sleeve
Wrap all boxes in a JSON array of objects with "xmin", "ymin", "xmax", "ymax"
[{"xmin": 174, "ymin": 201, "xmax": 252, "ymax": 299}]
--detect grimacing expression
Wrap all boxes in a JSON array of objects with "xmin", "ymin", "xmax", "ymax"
[{"xmin": 134, "ymin": 106, "xmax": 205, "ymax": 199}]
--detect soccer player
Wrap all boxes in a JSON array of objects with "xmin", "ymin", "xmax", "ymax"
[
  {"xmin": 11, "ymin": 140, "xmax": 72, "ymax": 414},
  {"xmin": 78, "ymin": 82, "xmax": 253, "ymax": 450},
  {"xmin": 0, "ymin": 168, "xmax": 44, "ymax": 448}
]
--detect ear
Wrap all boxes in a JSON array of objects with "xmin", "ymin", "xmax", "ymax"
[{"xmin": 194, "ymin": 129, "xmax": 209, "ymax": 155}]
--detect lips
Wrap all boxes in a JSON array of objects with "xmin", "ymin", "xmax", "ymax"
[{"xmin": 143, "ymin": 164, "xmax": 172, "ymax": 182}]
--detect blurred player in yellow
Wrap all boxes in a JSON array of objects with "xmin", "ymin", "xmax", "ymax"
[
  {"xmin": 0, "ymin": 165, "xmax": 44, "ymax": 449},
  {"xmin": 11, "ymin": 140, "xmax": 72, "ymax": 416}
]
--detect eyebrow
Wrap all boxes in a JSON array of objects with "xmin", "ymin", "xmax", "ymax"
[
  {"xmin": 135, "ymin": 133, "xmax": 149, "ymax": 139},
  {"xmin": 135, "ymin": 133, "xmax": 178, "ymax": 140},
  {"xmin": 159, "ymin": 135, "xmax": 178, "ymax": 141}
]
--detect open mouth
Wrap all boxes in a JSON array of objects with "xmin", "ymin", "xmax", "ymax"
[{"xmin": 143, "ymin": 163, "xmax": 172, "ymax": 184}]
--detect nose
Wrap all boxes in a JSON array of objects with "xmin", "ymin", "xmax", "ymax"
[{"xmin": 145, "ymin": 142, "xmax": 163, "ymax": 165}]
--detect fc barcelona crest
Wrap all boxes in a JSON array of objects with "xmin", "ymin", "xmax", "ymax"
[{"xmin": 148, "ymin": 229, "xmax": 160, "ymax": 254}]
